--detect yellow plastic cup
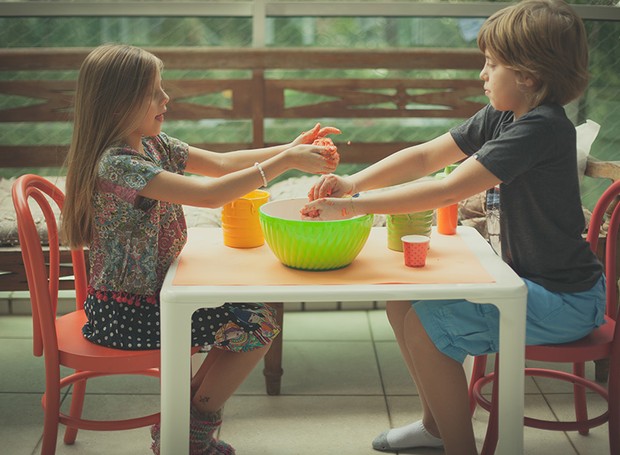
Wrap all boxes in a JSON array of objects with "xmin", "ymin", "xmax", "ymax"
[{"xmin": 221, "ymin": 190, "xmax": 270, "ymax": 248}]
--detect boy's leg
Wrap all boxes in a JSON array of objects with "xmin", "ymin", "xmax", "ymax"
[
  {"xmin": 373, "ymin": 302, "xmax": 444, "ymax": 452},
  {"xmin": 385, "ymin": 301, "xmax": 438, "ymax": 434},
  {"xmin": 403, "ymin": 308, "xmax": 477, "ymax": 455}
]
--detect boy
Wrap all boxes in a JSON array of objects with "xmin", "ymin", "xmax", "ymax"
[{"xmin": 301, "ymin": 1, "xmax": 605, "ymax": 453}]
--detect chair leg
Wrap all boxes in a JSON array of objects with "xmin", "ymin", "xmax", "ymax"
[
  {"xmin": 594, "ymin": 358, "xmax": 610, "ymax": 383},
  {"xmin": 481, "ymin": 355, "xmax": 499, "ymax": 455},
  {"xmin": 42, "ymin": 382, "xmax": 61, "ymax": 455},
  {"xmin": 263, "ymin": 302, "xmax": 284, "ymax": 396},
  {"xmin": 469, "ymin": 355, "xmax": 487, "ymax": 416},
  {"xmin": 610, "ymin": 402, "xmax": 619, "ymax": 455},
  {"xmin": 63, "ymin": 377, "xmax": 87, "ymax": 444},
  {"xmin": 572, "ymin": 362, "xmax": 589, "ymax": 436},
  {"xmin": 609, "ymin": 365, "xmax": 619, "ymax": 455}
]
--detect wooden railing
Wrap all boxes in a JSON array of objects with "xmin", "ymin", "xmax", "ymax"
[
  {"xmin": 1, "ymin": 47, "xmax": 618, "ymax": 295},
  {"xmin": 0, "ymin": 47, "xmax": 485, "ymax": 168}
]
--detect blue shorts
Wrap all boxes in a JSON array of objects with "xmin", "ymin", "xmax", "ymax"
[{"xmin": 412, "ymin": 275, "xmax": 606, "ymax": 363}]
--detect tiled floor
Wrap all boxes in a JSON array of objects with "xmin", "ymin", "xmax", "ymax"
[{"xmin": 0, "ymin": 308, "xmax": 609, "ymax": 455}]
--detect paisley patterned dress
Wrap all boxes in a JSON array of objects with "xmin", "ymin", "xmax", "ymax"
[{"xmin": 82, "ymin": 133, "xmax": 279, "ymax": 351}]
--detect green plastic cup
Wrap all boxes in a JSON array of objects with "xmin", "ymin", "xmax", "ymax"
[{"xmin": 387, "ymin": 210, "xmax": 434, "ymax": 251}]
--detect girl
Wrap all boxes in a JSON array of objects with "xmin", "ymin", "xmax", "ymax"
[
  {"xmin": 300, "ymin": 1, "xmax": 605, "ymax": 454},
  {"xmin": 60, "ymin": 44, "xmax": 340, "ymax": 455}
]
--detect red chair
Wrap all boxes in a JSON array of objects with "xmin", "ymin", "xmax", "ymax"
[
  {"xmin": 469, "ymin": 179, "xmax": 620, "ymax": 454},
  {"xmin": 12, "ymin": 174, "xmax": 162, "ymax": 455}
]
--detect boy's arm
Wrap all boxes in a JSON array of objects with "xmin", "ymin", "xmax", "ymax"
[
  {"xmin": 353, "ymin": 156, "xmax": 501, "ymax": 215},
  {"xmin": 302, "ymin": 156, "xmax": 501, "ymax": 220},
  {"xmin": 349, "ymin": 132, "xmax": 467, "ymax": 193}
]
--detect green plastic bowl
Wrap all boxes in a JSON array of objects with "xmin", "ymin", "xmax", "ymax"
[{"xmin": 259, "ymin": 198, "xmax": 374, "ymax": 271}]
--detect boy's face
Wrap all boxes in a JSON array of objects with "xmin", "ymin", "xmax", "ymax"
[{"xmin": 480, "ymin": 52, "xmax": 534, "ymax": 119}]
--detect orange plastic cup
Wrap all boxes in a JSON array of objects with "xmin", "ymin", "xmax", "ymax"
[
  {"xmin": 437, "ymin": 203, "xmax": 458, "ymax": 235},
  {"xmin": 221, "ymin": 190, "xmax": 270, "ymax": 248},
  {"xmin": 435, "ymin": 164, "xmax": 459, "ymax": 235}
]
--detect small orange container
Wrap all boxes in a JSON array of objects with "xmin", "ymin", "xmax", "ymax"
[
  {"xmin": 436, "ymin": 164, "xmax": 459, "ymax": 235},
  {"xmin": 221, "ymin": 190, "xmax": 270, "ymax": 248},
  {"xmin": 437, "ymin": 203, "xmax": 458, "ymax": 235}
]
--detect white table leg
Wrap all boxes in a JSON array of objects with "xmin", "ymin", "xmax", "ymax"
[
  {"xmin": 493, "ymin": 294, "xmax": 526, "ymax": 455},
  {"xmin": 160, "ymin": 299, "xmax": 194, "ymax": 455}
]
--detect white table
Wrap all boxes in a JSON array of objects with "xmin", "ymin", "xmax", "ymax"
[{"xmin": 159, "ymin": 226, "xmax": 527, "ymax": 454}]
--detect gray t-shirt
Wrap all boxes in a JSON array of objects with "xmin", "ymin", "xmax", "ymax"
[{"xmin": 450, "ymin": 103, "xmax": 602, "ymax": 292}]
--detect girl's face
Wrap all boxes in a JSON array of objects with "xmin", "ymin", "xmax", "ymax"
[
  {"xmin": 479, "ymin": 52, "xmax": 534, "ymax": 119},
  {"xmin": 127, "ymin": 71, "xmax": 169, "ymax": 151}
]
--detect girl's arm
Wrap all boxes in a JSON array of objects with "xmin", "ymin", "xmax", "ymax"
[
  {"xmin": 185, "ymin": 123, "xmax": 339, "ymax": 176},
  {"xmin": 185, "ymin": 144, "xmax": 294, "ymax": 177},
  {"xmin": 139, "ymin": 142, "xmax": 334, "ymax": 208}
]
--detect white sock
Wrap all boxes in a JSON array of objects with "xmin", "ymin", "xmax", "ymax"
[{"xmin": 386, "ymin": 420, "xmax": 443, "ymax": 449}]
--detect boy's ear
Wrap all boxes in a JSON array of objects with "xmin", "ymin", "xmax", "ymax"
[{"xmin": 521, "ymin": 73, "xmax": 539, "ymax": 89}]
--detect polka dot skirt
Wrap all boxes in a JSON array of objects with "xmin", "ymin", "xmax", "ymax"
[{"xmin": 82, "ymin": 287, "xmax": 280, "ymax": 352}]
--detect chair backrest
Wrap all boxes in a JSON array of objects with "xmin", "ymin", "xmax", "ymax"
[
  {"xmin": 586, "ymin": 179, "xmax": 620, "ymax": 322},
  {"xmin": 11, "ymin": 174, "xmax": 88, "ymax": 358}
]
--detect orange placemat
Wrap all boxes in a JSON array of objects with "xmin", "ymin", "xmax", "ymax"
[
  {"xmin": 173, "ymin": 227, "xmax": 495, "ymax": 286},
  {"xmin": 173, "ymin": 228, "xmax": 495, "ymax": 286}
]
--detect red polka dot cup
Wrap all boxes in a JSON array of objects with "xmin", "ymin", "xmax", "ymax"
[{"xmin": 401, "ymin": 235, "xmax": 430, "ymax": 267}]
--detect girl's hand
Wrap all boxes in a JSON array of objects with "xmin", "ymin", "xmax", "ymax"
[
  {"xmin": 307, "ymin": 173, "xmax": 356, "ymax": 201},
  {"xmin": 292, "ymin": 123, "xmax": 342, "ymax": 146},
  {"xmin": 285, "ymin": 144, "xmax": 339, "ymax": 175},
  {"xmin": 300, "ymin": 197, "xmax": 358, "ymax": 220}
]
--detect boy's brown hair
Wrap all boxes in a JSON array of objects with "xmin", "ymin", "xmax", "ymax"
[{"xmin": 477, "ymin": 0, "xmax": 589, "ymax": 107}]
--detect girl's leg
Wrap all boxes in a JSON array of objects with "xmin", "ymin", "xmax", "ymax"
[
  {"xmin": 191, "ymin": 349, "xmax": 219, "ymax": 397},
  {"xmin": 154, "ymin": 303, "xmax": 278, "ymax": 454},
  {"xmin": 192, "ymin": 343, "xmax": 271, "ymax": 413},
  {"xmin": 185, "ymin": 345, "xmax": 271, "ymax": 455},
  {"xmin": 152, "ymin": 344, "xmax": 272, "ymax": 455},
  {"xmin": 403, "ymin": 308, "xmax": 477, "ymax": 455}
]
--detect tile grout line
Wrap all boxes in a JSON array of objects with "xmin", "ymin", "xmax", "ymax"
[
  {"xmin": 366, "ymin": 310, "xmax": 395, "ymax": 431},
  {"xmin": 530, "ymin": 375, "xmax": 582, "ymax": 455}
]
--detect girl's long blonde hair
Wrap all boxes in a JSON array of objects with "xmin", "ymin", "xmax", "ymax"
[{"xmin": 61, "ymin": 44, "xmax": 163, "ymax": 248}]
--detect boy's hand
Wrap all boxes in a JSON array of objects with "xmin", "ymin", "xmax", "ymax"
[
  {"xmin": 307, "ymin": 174, "xmax": 356, "ymax": 201},
  {"xmin": 300, "ymin": 197, "xmax": 358, "ymax": 220}
]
